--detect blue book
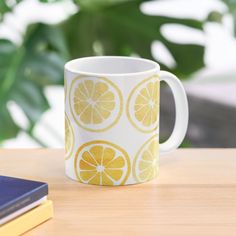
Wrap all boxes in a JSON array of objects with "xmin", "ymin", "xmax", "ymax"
[{"xmin": 0, "ymin": 176, "xmax": 48, "ymax": 220}]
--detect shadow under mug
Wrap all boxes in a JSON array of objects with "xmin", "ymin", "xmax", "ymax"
[{"xmin": 64, "ymin": 56, "xmax": 188, "ymax": 186}]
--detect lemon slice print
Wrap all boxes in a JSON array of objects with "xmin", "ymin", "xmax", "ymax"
[
  {"xmin": 65, "ymin": 113, "xmax": 74, "ymax": 160},
  {"xmin": 74, "ymin": 141, "xmax": 131, "ymax": 186},
  {"xmin": 69, "ymin": 76, "xmax": 122, "ymax": 132},
  {"xmin": 127, "ymin": 75, "xmax": 159, "ymax": 133},
  {"xmin": 133, "ymin": 135, "xmax": 159, "ymax": 183}
]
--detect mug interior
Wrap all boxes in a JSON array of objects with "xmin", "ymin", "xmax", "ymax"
[{"xmin": 65, "ymin": 56, "xmax": 159, "ymax": 76}]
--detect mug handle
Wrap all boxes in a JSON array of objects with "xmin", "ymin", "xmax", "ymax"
[{"xmin": 159, "ymin": 71, "xmax": 189, "ymax": 154}]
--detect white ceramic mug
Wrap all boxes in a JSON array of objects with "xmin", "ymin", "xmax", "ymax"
[{"xmin": 64, "ymin": 56, "xmax": 188, "ymax": 186}]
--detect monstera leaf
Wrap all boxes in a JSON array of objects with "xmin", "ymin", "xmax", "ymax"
[
  {"xmin": 63, "ymin": 0, "xmax": 204, "ymax": 78},
  {"xmin": 0, "ymin": 24, "xmax": 68, "ymax": 143}
]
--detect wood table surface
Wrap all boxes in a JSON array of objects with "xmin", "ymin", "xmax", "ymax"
[{"xmin": 0, "ymin": 149, "xmax": 236, "ymax": 236}]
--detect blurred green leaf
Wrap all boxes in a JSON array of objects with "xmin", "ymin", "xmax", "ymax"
[
  {"xmin": 62, "ymin": 0, "xmax": 204, "ymax": 78},
  {"xmin": 0, "ymin": 104, "xmax": 19, "ymax": 141},
  {"xmin": 0, "ymin": 24, "xmax": 68, "ymax": 142},
  {"xmin": 207, "ymin": 11, "xmax": 223, "ymax": 23},
  {"xmin": 0, "ymin": 1, "xmax": 11, "ymax": 16},
  {"xmin": 222, "ymin": 0, "xmax": 236, "ymax": 35},
  {"xmin": 75, "ymin": 0, "xmax": 134, "ymax": 10},
  {"xmin": 0, "ymin": 0, "xmax": 22, "ymax": 19},
  {"xmin": 39, "ymin": 0, "xmax": 63, "ymax": 2}
]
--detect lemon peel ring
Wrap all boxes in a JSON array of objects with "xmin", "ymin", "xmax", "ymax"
[{"xmin": 69, "ymin": 76, "xmax": 123, "ymax": 132}]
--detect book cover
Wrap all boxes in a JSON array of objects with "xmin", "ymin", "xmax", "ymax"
[
  {"xmin": 0, "ymin": 200, "xmax": 53, "ymax": 236},
  {"xmin": 0, "ymin": 176, "xmax": 48, "ymax": 219}
]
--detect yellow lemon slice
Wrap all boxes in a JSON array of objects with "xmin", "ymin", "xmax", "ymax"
[
  {"xmin": 69, "ymin": 76, "xmax": 122, "ymax": 132},
  {"xmin": 74, "ymin": 141, "xmax": 130, "ymax": 186},
  {"xmin": 127, "ymin": 75, "xmax": 159, "ymax": 133},
  {"xmin": 133, "ymin": 135, "xmax": 159, "ymax": 183},
  {"xmin": 65, "ymin": 113, "xmax": 74, "ymax": 160}
]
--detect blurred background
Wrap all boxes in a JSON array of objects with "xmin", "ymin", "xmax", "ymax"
[{"xmin": 0, "ymin": 0, "xmax": 235, "ymax": 148}]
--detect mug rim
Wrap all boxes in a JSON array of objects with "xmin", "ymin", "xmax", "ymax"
[{"xmin": 64, "ymin": 56, "xmax": 160, "ymax": 77}]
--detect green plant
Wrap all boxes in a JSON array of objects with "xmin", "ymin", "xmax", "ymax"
[
  {"xmin": 0, "ymin": 0, "xmax": 205, "ymax": 146},
  {"xmin": 0, "ymin": 25, "xmax": 68, "ymax": 145},
  {"xmin": 222, "ymin": 0, "xmax": 236, "ymax": 35}
]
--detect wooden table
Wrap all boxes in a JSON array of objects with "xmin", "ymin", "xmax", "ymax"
[{"xmin": 1, "ymin": 149, "xmax": 236, "ymax": 236}]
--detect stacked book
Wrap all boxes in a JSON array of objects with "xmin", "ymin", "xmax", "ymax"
[{"xmin": 0, "ymin": 176, "xmax": 53, "ymax": 235}]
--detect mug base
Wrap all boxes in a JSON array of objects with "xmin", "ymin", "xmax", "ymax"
[{"xmin": 65, "ymin": 171, "xmax": 159, "ymax": 186}]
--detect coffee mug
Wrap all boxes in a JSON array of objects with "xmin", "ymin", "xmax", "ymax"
[{"xmin": 64, "ymin": 56, "xmax": 188, "ymax": 186}]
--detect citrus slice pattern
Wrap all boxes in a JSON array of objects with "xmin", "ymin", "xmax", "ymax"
[
  {"xmin": 65, "ymin": 113, "xmax": 74, "ymax": 160},
  {"xmin": 69, "ymin": 76, "xmax": 122, "ymax": 132},
  {"xmin": 133, "ymin": 135, "xmax": 159, "ymax": 183},
  {"xmin": 74, "ymin": 141, "xmax": 130, "ymax": 186},
  {"xmin": 127, "ymin": 75, "xmax": 159, "ymax": 133}
]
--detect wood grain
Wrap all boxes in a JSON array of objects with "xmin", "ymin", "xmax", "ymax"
[{"xmin": 0, "ymin": 149, "xmax": 236, "ymax": 236}]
